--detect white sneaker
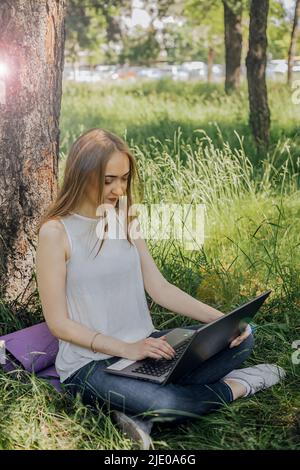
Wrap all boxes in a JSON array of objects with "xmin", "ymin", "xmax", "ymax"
[
  {"xmin": 223, "ymin": 363, "xmax": 286, "ymax": 397},
  {"xmin": 111, "ymin": 410, "xmax": 154, "ymax": 450}
]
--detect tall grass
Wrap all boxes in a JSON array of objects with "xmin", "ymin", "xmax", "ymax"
[
  {"xmin": 59, "ymin": 79, "xmax": 300, "ymax": 168},
  {"xmin": 0, "ymin": 80, "xmax": 299, "ymax": 449}
]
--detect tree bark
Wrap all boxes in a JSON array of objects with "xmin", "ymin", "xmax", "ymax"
[
  {"xmin": 287, "ymin": 0, "xmax": 300, "ymax": 86},
  {"xmin": 0, "ymin": 0, "xmax": 65, "ymax": 306},
  {"xmin": 207, "ymin": 46, "xmax": 215, "ymax": 83},
  {"xmin": 223, "ymin": 1, "xmax": 243, "ymax": 93},
  {"xmin": 246, "ymin": 0, "xmax": 270, "ymax": 148}
]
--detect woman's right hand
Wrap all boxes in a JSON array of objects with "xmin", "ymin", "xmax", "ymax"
[{"xmin": 124, "ymin": 336, "xmax": 176, "ymax": 361}]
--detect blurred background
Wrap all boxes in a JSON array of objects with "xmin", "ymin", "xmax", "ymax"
[
  {"xmin": 0, "ymin": 0, "xmax": 299, "ymax": 451},
  {"xmin": 63, "ymin": 0, "xmax": 299, "ymax": 84}
]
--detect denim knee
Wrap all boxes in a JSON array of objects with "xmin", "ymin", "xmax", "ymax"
[{"xmin": 146, "ymin": 394, "xmax": 191, "ymax": 423}]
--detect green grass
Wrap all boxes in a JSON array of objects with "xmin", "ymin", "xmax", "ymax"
[
  {"xmin": 0, "ymin": 79, "xmax": 299, "ymax": 449},
  {"xmin": 60, "ymin": 79, "xmax": 300, "ymax": 169}
]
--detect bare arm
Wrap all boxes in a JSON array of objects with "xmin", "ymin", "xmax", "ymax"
[
  {"xmin": 146, "ymin": 283, "xmax": 224, "ymax": 323},
  {"xmin": 134, "ymin": 233, "xmax": 252, "ymax": 347},
  {"xmin": 134, "ymin": 234, "xmax": 224, "ymax": 323},
  {"xmin": 35, "ymin": 220, "xmax": 128, "ymax": 357}
]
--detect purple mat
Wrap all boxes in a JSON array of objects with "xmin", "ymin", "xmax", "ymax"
[{"xmin": 0, "ymin": 322, "xmax": 63, "ymax": 393}]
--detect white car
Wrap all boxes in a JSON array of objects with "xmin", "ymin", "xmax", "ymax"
[
  {"xmin": 137, "ymin": 68, "xmax": 165, "ymax": 80},
  {"xmin": 267, "ymin": 59, "xmax": 288, "ymax": 75},
  {"xmin": 292, "ymin": 61, "xmax": 300, "ymax": 72}
]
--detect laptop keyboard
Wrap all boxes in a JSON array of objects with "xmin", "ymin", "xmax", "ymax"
[{"xmin": 132, "ymin": 338, "xmax": 191, "ymax": 377}]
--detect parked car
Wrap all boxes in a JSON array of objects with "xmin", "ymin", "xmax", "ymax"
[
  {"xmin": 137, "ymin": 68, "xmax": 166, "ymax": 80},
  {"xmin": 292, "ymin": 60, "xmax": 300, "ymax": 73},
  {"xmin": 171, "ymin": 65, "xmax": 190, "ymax": 81},
  {"xmin": 267, "ymin": 59, "xmax": 288, "ymax": 77}
]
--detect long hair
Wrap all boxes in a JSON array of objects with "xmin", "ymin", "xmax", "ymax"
[{"xmin": 37, "ymin": 128, "xmax": 140, "ymax": 256}]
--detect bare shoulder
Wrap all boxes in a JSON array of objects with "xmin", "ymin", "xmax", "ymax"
[
  {"xmin": 38, "ymin": 219, "xmax": 69, "ymax": 261},
  {"xmin": 39, "ymin": 219, "xmax": 64, "ymax": 239}
]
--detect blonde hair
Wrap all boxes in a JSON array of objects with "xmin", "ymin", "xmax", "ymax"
[{"xmin": 37, "ymin": 128, "xmax": 140, "ymax": 256}]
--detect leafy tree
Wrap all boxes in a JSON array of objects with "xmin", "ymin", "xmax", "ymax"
[
  {"xmin": 184, "ymin": 0, "xmax": 224, "ymax": 81},
  {"xmin": 119, "ymin": 0, "xmax": 185, "ymax": 65},
  {"xmin": 120, "ymin": 25, "xmax": 161, "ymax": 65},
  {"xmin": 268, "ymin": 0, "xmax": 291, "ymax": 59},
  {"xmin": 65, "ymin": 0, "xmax": 131, "ymax": 66}
]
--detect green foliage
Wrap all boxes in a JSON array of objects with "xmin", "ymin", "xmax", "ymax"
[
  {"xmin": 268, "ymin": 0, "xmax": 292, "ymax": 59},
  {"xmin": 120, "ymin": 27, "xmax": 162, "ymax": 65},
  {"xmin": 59, "ymin": 79, "xmax": 300, "ymax": 168},
  {"xmin": 1, "ymin": 80, "xmax": 299, "ymax": 449},
  {"xmin": 64, "ymin": 0, "xmax": 296, "ymax": 66},
  {"xmin": 184, "ymin": 0, "xmax": 225, "ymax": 61},
  {"xmin": 65, "ymin": 0, "xmax": 131, "ymax": 65}
]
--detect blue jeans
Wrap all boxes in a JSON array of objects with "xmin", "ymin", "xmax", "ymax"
[{"xmin": 62, "ymin": 324, "xmax": 254, "ymax": 425}]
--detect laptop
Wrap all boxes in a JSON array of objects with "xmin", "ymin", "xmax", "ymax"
[{"xmin": 105, "ymin": 290, "xmax": 271, "ymax": 385}]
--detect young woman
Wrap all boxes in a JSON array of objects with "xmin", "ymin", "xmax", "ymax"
[{"xmin": 36, "ymin": 128, "xmax": 285, "ymax": 449}]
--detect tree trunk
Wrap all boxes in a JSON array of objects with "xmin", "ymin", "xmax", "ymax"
[
  {"xmin": 0, "ymin": 0, "xmax": 65, "ymax": 306},
  {"xmin": 246, "ymin": 0, "xmax": 270, "ymax": 148},
  {"xmin": 207, "ymin": 46, "xmax": 215, "ymax": 83},
  {"xmin": 287, "ymin": 0, "xmax": 300, "ymax": 86},
  {"xmin": 223, "ymin": 1, "xmax": 243, "ymax": 93}
]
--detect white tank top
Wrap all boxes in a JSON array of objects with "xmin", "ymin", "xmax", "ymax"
[{"xmin": 55, "ymin": 212, "xmax": 156, "ymax": 383}]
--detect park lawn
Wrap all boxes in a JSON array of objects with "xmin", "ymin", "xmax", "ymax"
[
  {"xmin": 60, "ymin": 79, "xmax": 300, "ymax": 170},
  {"xmin": 0, "ymin": 80, "xmax": 299, "ymax": 450}
]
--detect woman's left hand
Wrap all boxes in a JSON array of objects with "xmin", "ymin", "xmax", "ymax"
[{"xmin": 229, "ymin": 324, "xmax": 252, "ymax": 348}]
